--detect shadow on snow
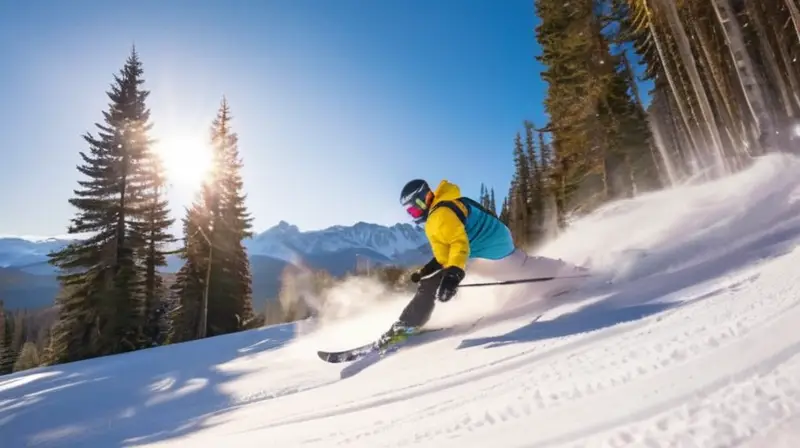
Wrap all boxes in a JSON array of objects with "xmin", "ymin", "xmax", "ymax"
[{"xmin": 0, "ymin": 323, "xmax": 296, "ymax": 447}]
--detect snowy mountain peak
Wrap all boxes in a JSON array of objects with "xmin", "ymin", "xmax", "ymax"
[
  {"xmin": 0, "ymin": 221, "xmax": 427, "ymax": 273},
  {"xmin": 0, "ymin": 236, "xmax": 75, "ymax": 268},
  {"xmin": 261, "ymin": 220, "xmax": 300, "ymax": 235},
  {"xmin": 244, "ymin": 220, "xmax": 427, "ymax": 262}
]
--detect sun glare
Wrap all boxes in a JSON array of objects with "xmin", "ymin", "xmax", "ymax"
[{"xmin": 154, "ymin": 133, "xmax": 213, "ymax": 188}]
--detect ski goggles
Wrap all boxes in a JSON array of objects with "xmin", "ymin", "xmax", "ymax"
[{"xmin": 404, "ymin": 194, "xmax": 431, "ymax": 219}]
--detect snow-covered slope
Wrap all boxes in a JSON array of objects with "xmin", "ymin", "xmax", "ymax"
[
  {"xmin": 4, "ymin": 153, "xmax": 800, "ymax": 447},
  {"xmin": 245, "ymin": 220, "xmax": 427, "ymax": 263}
]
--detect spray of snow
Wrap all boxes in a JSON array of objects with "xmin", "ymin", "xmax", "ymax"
[
  {"xmin": 283, "ymin": 271, "xmax": 512, "ymax": 362},
  {"xmin": 541, "ymin": 152, "xmax": 800, "ymax": 284}
]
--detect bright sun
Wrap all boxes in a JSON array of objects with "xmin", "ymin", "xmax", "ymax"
[{"xmin": 154, "ymin": 133, "xmax": 213, "ymax": 188}]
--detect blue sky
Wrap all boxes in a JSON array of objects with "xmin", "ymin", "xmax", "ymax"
[{"xmin": 0, "ymin": 0, "xmax": 555, "ymax": 237}]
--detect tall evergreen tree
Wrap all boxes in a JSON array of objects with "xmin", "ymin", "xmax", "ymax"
[
  {"xmin": 207, "ymin": 98, "xmax": 255, "ymax": 334},
  {"xmin": 47, "ymin": 48, "xmax": 154, "ymax": 363},
  {"xmin": 170, "ymin": 98, "xmax": 254, "ymax": 341},
  {"xmin": 479, "ymin": 183, "xmax": 490, "ymax": 209},
  {"xmin": 535, "ymin": 0, "xmax": 598, "ymax": 226},
  {"xmin": 130, "ymin": 79, "xmax": 175, "ymax": 348},
  {"xmin": 524, "ymin": 121, "xmax": 545, "ymax": 244},
  {"xmin": 534, "ymin": 0, "xmax": 656, "ymax": 225},
  {"xmin": 507, "ymin": 132, "xmax": 532, "ymax": 246},
  {"xmin": 538, "ymin": 131, "xmax": 553, "ymax": 183},
  {"xmin": 537, "ymin": 131, "xmax": 559, "ymax": 242},
  {"xmin": 169, "ymin": 202, "xmax": 212, "ymax": 342},
  {"xmin": 477, "ymin": 183, "xmax": 499, "ymax": 216},
  {"xmin": 498, "ymin": 196, "xmax": 510, "ymax": 225}
]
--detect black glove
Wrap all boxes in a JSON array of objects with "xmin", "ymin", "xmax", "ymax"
[
  {"xmin": 410, "ymin": 257, "xmax": 442, "ymax": 284},
  {"xmin": 436, "ymin": 266, "xmax": 465, "ymax": 302}
]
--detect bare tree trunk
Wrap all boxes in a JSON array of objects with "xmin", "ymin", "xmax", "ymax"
[
  {"xmin": 659, "ymin": 0, "xmax": 728, "ymax": 172},
  {"xmin": 693, "ymin": 18, "xmax": 741, "ymax": 150},
  {"xmin": 746, "ymin": 2, "xmax": 795, "ymax": 117},
  {"xmin": 621, "ymin": 52, "xmax": 670, "ymax": 185},
  {"xmin": 785, "ymin": 0, "xmax": 800, "ymax": 44},
  {"xmin": 647, "ymin": 15, "xmax": 703, "ymax": 163},
  {"xmin": 711, "ymin": 0, "xmax": 776, "ymax": 155},
  {"xmin": 771, "ymin": 8, "xmax": 800, "ymax": 115}
]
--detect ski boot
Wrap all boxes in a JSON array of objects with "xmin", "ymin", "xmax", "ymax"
[{"xmin": 376, "ymin": 321, "xmax": 418, "ymax": 353}]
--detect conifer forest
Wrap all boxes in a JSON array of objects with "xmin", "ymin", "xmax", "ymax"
[{"xmin": 2, "ymin": 0, "xmax": 798, "ymax": 373}]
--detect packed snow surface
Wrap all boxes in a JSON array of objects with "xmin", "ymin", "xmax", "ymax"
[{"xmin": 4, "ymin": 153, "xmax": 800, "ymax": 447}]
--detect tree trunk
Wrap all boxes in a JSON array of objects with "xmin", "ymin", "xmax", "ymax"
[
  {"xmin": 746, "ymin": 1, "xmax": 795, "ymax": 118},
  {"xmin": 785, "ymin": 0, "xmax": 800, "ymax": 44},
  {"xmin": 659, "ymin": 0, "xmax": 728, "ymax": 172},
  {"xmin": 711, "ymin": 0, "xmax": 776, "ymax": 155},
  {"xmin": 770, "ymin": 5, "xmax": 800, "ymax": 116},
  {"xmin": 647, "ymin": 14, "xmax": 703, "ymax": 166},
  {"xmin": 693, "ymin": 17, "xmax": 741, "ymax": 151}
]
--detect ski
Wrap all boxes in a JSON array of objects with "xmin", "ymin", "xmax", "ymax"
[
  {"xmin": 317, "ymin": 328, "xmax": 442, "ymax": 364},
  {"xmin": 317, "ymin": 341, "xmax": 380, "ymax": 364}
]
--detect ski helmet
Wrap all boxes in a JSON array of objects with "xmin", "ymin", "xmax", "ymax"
[{"xmin": 400, "ymin": 179, "xmax": 433, "ymax": 224}]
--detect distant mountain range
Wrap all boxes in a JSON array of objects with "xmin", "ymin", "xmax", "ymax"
[{"xmin": 0, "ymin": 221, "xmax": 431, "ymax": 310}]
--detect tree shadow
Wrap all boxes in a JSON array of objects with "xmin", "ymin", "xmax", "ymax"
[{"xmin": 0, "ymin": 323, "xmax": 297, "ymax": 447}]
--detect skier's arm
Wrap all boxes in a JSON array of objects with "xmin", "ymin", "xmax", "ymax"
[{"xmin": 429, "ymin": 208, "xmax": 470, "ymax": 270}]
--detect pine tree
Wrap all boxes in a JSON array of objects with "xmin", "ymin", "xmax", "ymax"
[
  {"xmin": 207, "ymin": 98, "xmax": 255, "ymax": 334},
  {"xmin": 498, "ymin": 197, "xmax": 510, "ymax": 225},
  {"xmin": 477, "ymin": 184, "xmax": 499, "ymax": 216},
  {"xmin": 524, "ymin": 121, "xmax": 545, "ymax": 245},
  {"xmin": 590, "ymin": 5, "xmax": 661, "ymax": 200},
  {"xmin": 47, "ymin": 48, "xmax": 153, "ymax": 363},
  {"xmin": 537, "ymin": 131, "xmax": 559, "ymax": 241},
  {"xmin": 507, "ymin": 132, "xmax": 532, "ymax": 246},
  {"xmin": 479, "ymin": 183, "xmax": 489, "ymax": 209},
  {"xmin": 169, "ymin": 202, "xmax": 212, "ymax": 342},
  {"xmin": 535, "ymin": 0, "xmax": 593, "ymax": 226},
  {"xmin": 538, "ymin": 131, "xmax": 552, "ymax": 180},
  {"xmin": 535, "ymin": 0, "xmax": 657, "ymax": 224},
  {"xmin": 133, "ymin": 137, "xmax": 175, "ymax": 347},
  {"xmin": 170, "ymin": 98, "xmax": 254, "ymax": 340},
  {"xmin": 509, "ymin": 181, "xmax": 528, "ymax": 246}
]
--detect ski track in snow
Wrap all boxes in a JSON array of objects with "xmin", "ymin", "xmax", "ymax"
[{"xmin": 3, "ymin": 153, "xmax": 800, "ymax": 447}]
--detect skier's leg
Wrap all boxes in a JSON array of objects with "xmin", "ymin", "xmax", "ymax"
[
  {"xmin": 397, "ymin": 270, "xmax": 444, "ymax": 328},
  {"xmin": 379, "ymin": 271, "xmax": 444, "ymax": 347}
]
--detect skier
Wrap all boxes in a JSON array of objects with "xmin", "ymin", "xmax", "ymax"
[{"xmin": 378, "ymin": 178, "xmax": 587, "ymax": 347}]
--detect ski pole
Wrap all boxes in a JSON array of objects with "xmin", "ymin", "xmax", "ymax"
[{"xmin": 459, "ymin": 273, "xmax": 592, "ymax": 288}]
